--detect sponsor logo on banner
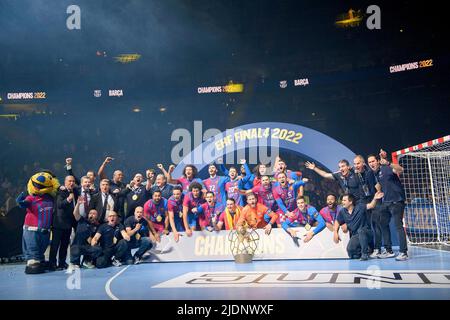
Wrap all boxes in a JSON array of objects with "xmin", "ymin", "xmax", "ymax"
[
  {"xmin": 294, "ymin": 78, "xmax": 309, "ymax": 86},
  {"xmin": 93, "ymin": 90, "xmax": 102, "ymax": 97},
  {"xmin": 279, "ymin": 80, "xmax": 287, "ymax": 89},
  {"xmin": 109, "ymin": 89, "xmax": 123, "ymax": 97}
]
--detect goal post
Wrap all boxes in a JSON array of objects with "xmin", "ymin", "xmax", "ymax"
[{"xmin": 392, "ymin": 135, "xmax": 450, "ymax": 245}]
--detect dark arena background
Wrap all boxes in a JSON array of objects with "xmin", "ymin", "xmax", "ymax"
[{"xmin": 0, "ymin": 0, "xmax": 449, "ymax": 309}]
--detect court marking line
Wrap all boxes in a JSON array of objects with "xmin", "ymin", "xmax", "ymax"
[
  {"xmin": 105, "ymin": 265, "xmax": 131, "ymax": 300},
  {"xmin": 412, "ymin": 245, "xmax": 450, "ymax": 254}
]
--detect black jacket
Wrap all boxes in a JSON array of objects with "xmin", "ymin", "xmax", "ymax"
[
  {"xmin": 53, "ymin": 189, "xmax": 78, "ymax": 230},
  {"xmin": 89, "ymin": 192, "xmax": 117, "ymax": 222}
]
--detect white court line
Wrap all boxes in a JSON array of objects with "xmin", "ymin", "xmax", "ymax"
[
  {"xmin": 105, "ymin": 265, "xmax": 131, "ymax": 300},
  {"xmin": 412, "ymin": 245, "xmax": 450, "ymax": 254}
]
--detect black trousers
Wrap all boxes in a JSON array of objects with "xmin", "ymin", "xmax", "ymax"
[
  {"xmin": 70, "ymin": 244, "xmax": 102, "ymax": 265},
  {"xmin": 370, "ymin": 204, "xmax": 393, "ymax": 251},
  {"xmin": 347, "ymin": 227, "xmax": 373, "ymax": 259},
  {"xmin": 96, "ymin": 239, "xmax": 130, "ymax": 268},
  {"xmin": 384, "ymin": 201, "xmax": 407, "ymax": 253},
  {"xmin": 49, "ymin": 228, "xmax": 72, "ymax": 266}
]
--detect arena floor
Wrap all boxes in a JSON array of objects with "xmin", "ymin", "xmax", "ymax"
[{"xmin": 0, "ymin": 246, "xmax": 449, "ymax": 300}]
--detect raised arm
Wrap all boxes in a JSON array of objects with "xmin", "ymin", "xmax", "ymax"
[
  {"xmin": 379, "ymin": 149, "xmax": 404, "ymax": 175},
  {"xmin": 165, "ymin": 164, "xmax": 179, "ymax": 185},
  {"xmin": 366, "ymin": 191, "xmax": 384, "ymax": 210},
  {"xmin": 97, "ymin": 156, "xmax": 114, "ymax": 180},
  {"xmin": 73, "ymin": 197, "xmax": 84, "ymax": 221},
  {"xmin": 65, "ymin": 158, "xmax": 80, "ymax": 185},
  {"xmin": 305, "ymin": 161, "xmax": 334, "ymax": 179}
]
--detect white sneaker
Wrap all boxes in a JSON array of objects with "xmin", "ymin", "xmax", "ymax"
[
  {"xmin": 379, "ymin": 249, "xmax": 396, "ymax": 259},
  {"xmin": 66, "ymin": 263, "xmax": 80, "ymax": 273},
  {"xmin": 395, "ymin": 252, "xmax": 409, "ymax": 261},
  {"xmin": 370, "ymin": 249, "xmax": 380, "ymax": 259},
  {"xmin": 111, "ymin": 257, "xmax": 122, "ymax": 267},
  {"xmin": 82, "ymin": 261, "xmax": 95, "ymax": 269}
]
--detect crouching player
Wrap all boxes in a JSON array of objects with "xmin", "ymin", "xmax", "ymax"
[
  {"xmin": 196, "ymin": 191, "xmax": 224, "ymax": 232},
  {"xmin": 92, "ymin": 211, "xmax": 131, "ymax": 268},
  {"xmin": 216, "ymin": 198, "xmax": 242, "ymax": 231},
  {"xmin": 168, "ymin": 186, "xmax": 185, "ymax": 242},
  {"xmin": 124, "ymin": 206, "xmax": 152, "ymax": 264},
  {"xmin": 236, "ymin": 193, "xmax": 278, "ymax": 235},
  {"xmin": 143, "ymin": 190, "xmax": 169, "ymax": 243},
  {"xmin": 282, "ymin": 196, "xmax": 326, "ymax": 245},
  {"xmin": 68, "ymin": 197, "xmax": 102, "ymax": 271},
  {"xmin": 182, "ymin": 182, "xmax": 205, "ymax": 236},
  {"xmin": 319, "ymin": 194, "xmax": 342, "ymax": 231},
  {"xmin": 334, "ymin": 192, "xmax": 383, "ymax": 261}
]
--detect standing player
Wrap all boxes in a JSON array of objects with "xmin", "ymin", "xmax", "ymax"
[
  {"xmin": 143, "ymin": 190, "xmax": 169, "ymax": 243},
  {"xmin": 305, "ymin": 159, "xmax": 361, "ymax": 201},
  {"xmin": 121, "ymin": 173, "xmax": 152, "ymax": 218},
  {"xmin": 319, "ymin": 194, "xmax": 342, "ymax": 231},
  {"xmin": 182, "ymin": 182, "xmax": 205, "ymax": 236},
  {"xmin": 282, "ymin": 197, "xmax": 326, "ymax": 244},
  {"xmin": 248, "ymin": 175, "xmax": 278, "ymax": 212},
  {"xmin": 272, "ymin": 156, "xmax": 302, "ymax": 181},
  {"xmin": 168, "ymin": 186, "xmax": 185, "ymax": 242},
  {"xmin": 202, "ymin": 164, "xmax": 229, "ymax": 206},
  {"xmin": 196, "ymin": 191, "xmax": 225, "ymax": 231},
  {"xmin": 224, "ymin": 167, "xmax": 246, "ymax": 206},
  {"xmin": 272, "ymin": 172, "xmax": 306, "ymax": 226},
  {"xmin": 163, "ymin": 164, "xmax": 204, "ymax": 193},
  {"xmin": 369, "ymin": 150, "xmax": 408, "ymax": 260},
  {"xmin": 239, "ymin": 163, "xmax": 269, "ymax": 189}
]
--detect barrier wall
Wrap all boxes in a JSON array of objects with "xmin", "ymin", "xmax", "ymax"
[{"xmin": 145, "ymin": 227, "xmax": 350, "ymax": 262}]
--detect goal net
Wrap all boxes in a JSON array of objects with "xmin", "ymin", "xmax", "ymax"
[{"xmin": 392, "ymin": 135, "xmax": 450, "ymax": 245}]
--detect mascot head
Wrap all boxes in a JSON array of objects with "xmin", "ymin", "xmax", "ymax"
[{"xmin": 27, "ymin": 170, "xmax": 60, "ymax": 197}]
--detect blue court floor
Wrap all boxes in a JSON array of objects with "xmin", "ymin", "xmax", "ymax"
[{"xmin": 0, "ymin": 246, "xmax": 449, "ymax": 300}]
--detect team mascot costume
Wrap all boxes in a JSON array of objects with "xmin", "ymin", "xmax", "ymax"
[{"xmin": 16, "ymin": 171, "xmax": 60, "ymax": 274}]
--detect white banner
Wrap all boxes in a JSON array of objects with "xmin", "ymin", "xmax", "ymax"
[{"xmin": 144, "ymin": 228, "xmax": 350, "ymax": 262}]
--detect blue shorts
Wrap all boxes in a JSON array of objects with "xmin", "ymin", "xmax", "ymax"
[
  {"xmin": 187, "ymin": 213, "xmax": 198, "ymax": 229},
  {"xmin": 173, "ymin": 218, "xmax": 185, "ymax": 232}
]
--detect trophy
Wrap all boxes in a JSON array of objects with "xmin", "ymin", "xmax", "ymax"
[{"xmin": 228, "ymin": 222, "xmax": 260, "ymax": 263}]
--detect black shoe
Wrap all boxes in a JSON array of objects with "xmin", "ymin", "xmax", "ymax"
[
  {"xmin": 57, "ymin": 262, "xmax": 69, "ymax": 271},
  {"xmin": 292, "ymin": 236, "xmax": 300, "ymax": 247},
  {"xmin": 48, "ymin": 264, "xmax": 57, "ymax": 272},
  {"xmin": 360, "ymin": 253, "xmax": 369, "ymax": 261},
  {"xmin": 26, "ymin": 262, "xmax": 46, "ymax": 274}
]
